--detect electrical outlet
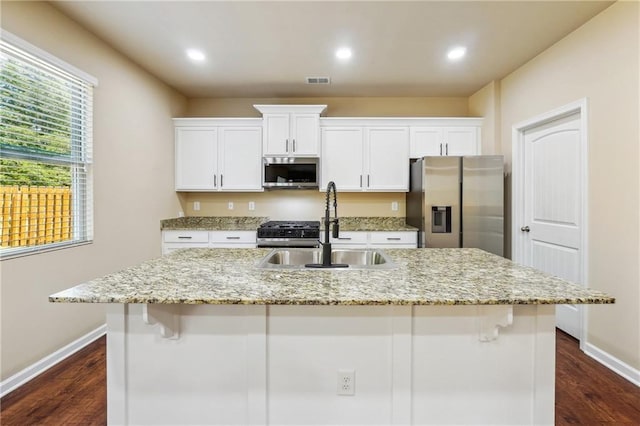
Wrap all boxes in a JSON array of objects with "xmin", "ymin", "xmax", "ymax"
[
  {"xmin": 193, "ymin": 201, "xmax": 200, "ymax": 211},
  {"xmin": 391, "ymin": 201, "xmax": 398, "ymax": 211},
  {"xmin": 228, "ymin": 202, "xmax": 234, "ymax": 210},
  {"xmin": 337, "ymin": 369, "xmax": 355, "ymax": 396},
  {"xmin": 178, "ymin": 211, "xmax": 185, "ymax": 218},
  {"xmin": 248, "ymin": 201, "xmax": 255, "ymax": 211}
]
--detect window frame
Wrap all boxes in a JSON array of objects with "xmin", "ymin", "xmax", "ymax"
[{"xmin": 0, "ymin": 30, "xmax": 97, "ymax": 260}]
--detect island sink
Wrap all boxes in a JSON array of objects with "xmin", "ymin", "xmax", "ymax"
[{"xmin": 256, "ymin": 247, "xmax": 396, "ymax": 269}]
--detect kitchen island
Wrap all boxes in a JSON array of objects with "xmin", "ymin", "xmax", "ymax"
[{"xmin": 50, "ymin": 248, "xmax": 613, "ymax": 425}]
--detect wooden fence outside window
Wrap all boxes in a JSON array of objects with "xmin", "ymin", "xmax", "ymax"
[{"xmin": 0, "ymin": 186, "xmax": 72, "ymax": 248}]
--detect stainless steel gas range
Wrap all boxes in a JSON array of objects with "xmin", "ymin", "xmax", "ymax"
[{"xmin": 256, "ymin": 221, "xmax": 321, "ymax": 248}]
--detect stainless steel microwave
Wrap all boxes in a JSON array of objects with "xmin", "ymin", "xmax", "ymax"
[{"xmin": 263, "ymin": 157, "xmax": 319, "ymax": 189}]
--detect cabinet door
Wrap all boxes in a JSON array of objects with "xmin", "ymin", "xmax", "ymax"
[
  {"xmin": 262, "ymin": 114, "xmax": 290, "ymax": 156},
  {"xmin": 366, "ymin": 127, "xmax": 409, "ymax": 191},
  {"xmin": 321, "ymin": 127, "xmax": 364, "ymax": 191},
  {"xmin": 218, "ymin": 127, "xmax": 263, "ymax": 191},
  {"xmin": 175, "ymin": 128, "xmax": 218, "ymax": 190},
  {"xmin": 410, "ymin": 127, "xmax": 444, "ymax": 158},
  {"xmin": 444, "ymin": 127, "xmax": 479, "ymax": 156},
  {"xmin": 291, "ymin": 114, "xmax": 320, "ymax": 156}
]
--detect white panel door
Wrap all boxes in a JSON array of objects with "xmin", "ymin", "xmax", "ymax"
[
  {"xmin": 321, "ymin": 127, "xmax": 364, "ymax": 191},
  {"xmin": 366, "ymin": 127, "xmax": 409, "ymax": 191},
  {"xmin": 218, "ymin": 127, "xmax": 262, "ymax": 191},
  {"xmin": 175, "ymin": 128, "xmax": 217, "ymax": 190},
  {"xmin": 522, "ymin": 113, "xmax": 582, "ymax": 338}
]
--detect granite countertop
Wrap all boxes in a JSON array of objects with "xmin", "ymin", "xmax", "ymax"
[
  {"xmin": 50, "ymin": 248, "xmax": 613, "ymax": 306},
  {"xmin": 161, "ymin": 216, "xmax": 269, "ymax": 231},
  {"xmin": 161, "ymin": 216, "xmax": 416, "ymax": 232},
  {"xmin": 335, "ymin": 217, "xmax": 418, "ymax": 232}
]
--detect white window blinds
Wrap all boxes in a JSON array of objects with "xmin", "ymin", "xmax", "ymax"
[{"xmin": 0, "ymin": 32, "xmax": 95, "ymax": 258}]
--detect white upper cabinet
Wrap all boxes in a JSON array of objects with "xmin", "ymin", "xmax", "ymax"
[
  {"xmin": 321, "ymin": 127, "xmax": 365, "ymax": 191},
  {"xmin": 254, "ymin": 105, "xmax": 327, "ymax": 157},
  {"xmin": 175, "ymin": 128, "xmax": 218, "ymax": 190},
  {"xmin": 366, "ymin": 127, "xmax": 409, "ymax": 191},
  {"xmin": 174, "ymin": 118, "xmax": 263, "ymax": 192},
  {"xmin": 218, "ymin": 127, "xmax": 262, "ymax": 191},
  {"xmin": 410, "ymin": 122, "xmax": 481, "ymax": 158},
  {"xmin": 321, "ymin": 124, "xmax": 409, "ymax": 192}
]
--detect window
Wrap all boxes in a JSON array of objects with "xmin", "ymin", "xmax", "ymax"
[{"xmin": 0, "ymin": 31, "xmax": 96, "ymax": 258}]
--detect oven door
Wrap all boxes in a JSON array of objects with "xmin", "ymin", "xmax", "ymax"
[{"xmin": 256, "ymin": 238, "xmax": 320, "ymax": 248}]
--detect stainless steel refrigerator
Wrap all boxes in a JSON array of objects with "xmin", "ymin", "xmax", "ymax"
[{"xmin": 406, "ymin": 156, "xmax": 504, "ymax": 256}]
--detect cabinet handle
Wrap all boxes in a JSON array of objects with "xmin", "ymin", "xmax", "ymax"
[
  {"xmin": 367, "ymin": 175, "xmax": 370, "ymax": 187},
  {"xmin": 225, "ymin": 236, "xmax": 241, "ymax": 240},
  {"xmin": 213, "ymin": 174, "xmax": 217, "ymax": 187},
  {"xmin": 293, "ymin": 139, "xmax": 296, "ymax": 152},
  {"xmin": 337, "ymin": 237, "xmax": 352, "ymax": 240},
  {"xmin": 360, "ymin": 175, "xmax": 363, "ymax": 187},
  {"xmin": 440, "ymin": 143, "xmax": 443, "ymax": 156},
  {"xmin": 445, "ymin": 143, "xmax": 448, "ymax": 156},
  {"xmin": 178, "ymin": 236, "xmax": 192, "ymax": 239},
  {"xmin": 220, "ymin": 174, "xmax": 223, "ymax": 187},
  {"xmin": 286, "ymin": 139, "xmax": 289, "ymax": 152},
  {"xmin": 386, "ymin": 237, "xmax": 401, "ymax": 241}
]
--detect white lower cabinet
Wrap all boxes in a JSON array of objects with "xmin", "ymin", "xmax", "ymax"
[
  {"xmin": 162, "ymin": 230, "xmax": 257, "ymax": 254},
  {"xmin": 369, "ymin": 231, "xmax": 418, "ymax": 248},
  {"xmin": 329, "ymin": 231, "xmax": 368, "ymax": 249},
  {"xmin": 331, "ymin": 231, "xmax": 417, "ymax": 248},
  {"xmin": 210, "ymin": 230, "xmax": 257, "ymax": 248}
]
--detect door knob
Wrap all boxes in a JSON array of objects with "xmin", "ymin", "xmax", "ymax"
[{"xmin": 521, "ymin": 226, "xmax": 530, "ymax": 232}]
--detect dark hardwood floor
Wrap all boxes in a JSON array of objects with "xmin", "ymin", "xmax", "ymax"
[{"xmin": 1, "ymin": 330, "xmax": 638, "ymax": 425}]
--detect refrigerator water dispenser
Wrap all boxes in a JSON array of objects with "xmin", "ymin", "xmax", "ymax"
[{"xmin": 431, "ymin": 206, "xmax": 452, "ymax": 233}]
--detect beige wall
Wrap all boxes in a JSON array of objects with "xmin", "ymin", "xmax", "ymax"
[
  {"xmin": 496, "ymin": 2, "xmax": 639, "ymax": 369},
  {"xmin": 186, "ymin": 96, "xmax": 469, "ymax": 117},
  {"xmin": 0, "ymin": 2, "xmax": 186, "ymax": 380},
  {"xmin": 468, "ymin": 81, "xmax": 501, "ymax": 155}
]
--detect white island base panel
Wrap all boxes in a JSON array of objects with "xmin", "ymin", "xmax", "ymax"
[{"xmin": 106, "ymin": 304, "xmax": 555, "ymax": 425}]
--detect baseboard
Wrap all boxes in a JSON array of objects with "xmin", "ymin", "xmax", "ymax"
[
  {"xmin": 584, "ymin": 342, "xmax": 640, "ymax": 387},
  {"xmin": 0, "ymin": 324, "xmax": 107, "ymax": 398}
]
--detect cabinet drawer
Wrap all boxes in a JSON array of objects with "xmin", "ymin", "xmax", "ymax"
[
  {"xmin": 330, "ymin": 231, "xmax": 368, "ymax": 245},
  {"xmin": 210, "ymin": 231, "xmax": 257, "ymax": 244},
  {"xmin": 370, "ymin": 231, "xmax": 417, "ymax": 245},
  {"xmin": 163, "ymin": 230, "xmax": 209, "ymax": 243}
]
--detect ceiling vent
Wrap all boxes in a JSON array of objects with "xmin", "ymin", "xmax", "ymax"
[{"xmin": 305, "ymin": 76, "xmax": 331, "ymax": 85}]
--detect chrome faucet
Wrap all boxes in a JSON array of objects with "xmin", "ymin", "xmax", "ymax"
[{"xmin": 306, "ymin": 181, "xmax": 347, "ymax": 268}]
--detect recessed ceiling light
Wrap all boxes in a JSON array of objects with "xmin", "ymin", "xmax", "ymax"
[
  {"xmin": 335, "ymin": 47, "xmax": 352, "ymax": 60},
  {"xmin": 186, "ymin": 49, "xmax": 206, "ymax": 62},
  {"xmin": 447, "ymin": 46, "xmax": 467, "ymax": 61}
]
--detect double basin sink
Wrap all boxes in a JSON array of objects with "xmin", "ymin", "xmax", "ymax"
[{"xmin": 257, "ymin": 248, "xmax": 396, "ymax": 270}]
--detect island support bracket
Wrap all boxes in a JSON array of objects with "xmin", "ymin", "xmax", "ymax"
[
  {"xmin": 142, "ymin": 304, "xmax": 180, "ymax": 339},
  {"xmin": 478, "ymin": 305, "xmax": 513, "ymax": 342}
]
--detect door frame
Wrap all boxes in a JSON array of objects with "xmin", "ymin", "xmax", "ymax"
[{"xmin": 511, "ymin": 98, "xmax": 589, "ymax": 347}]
